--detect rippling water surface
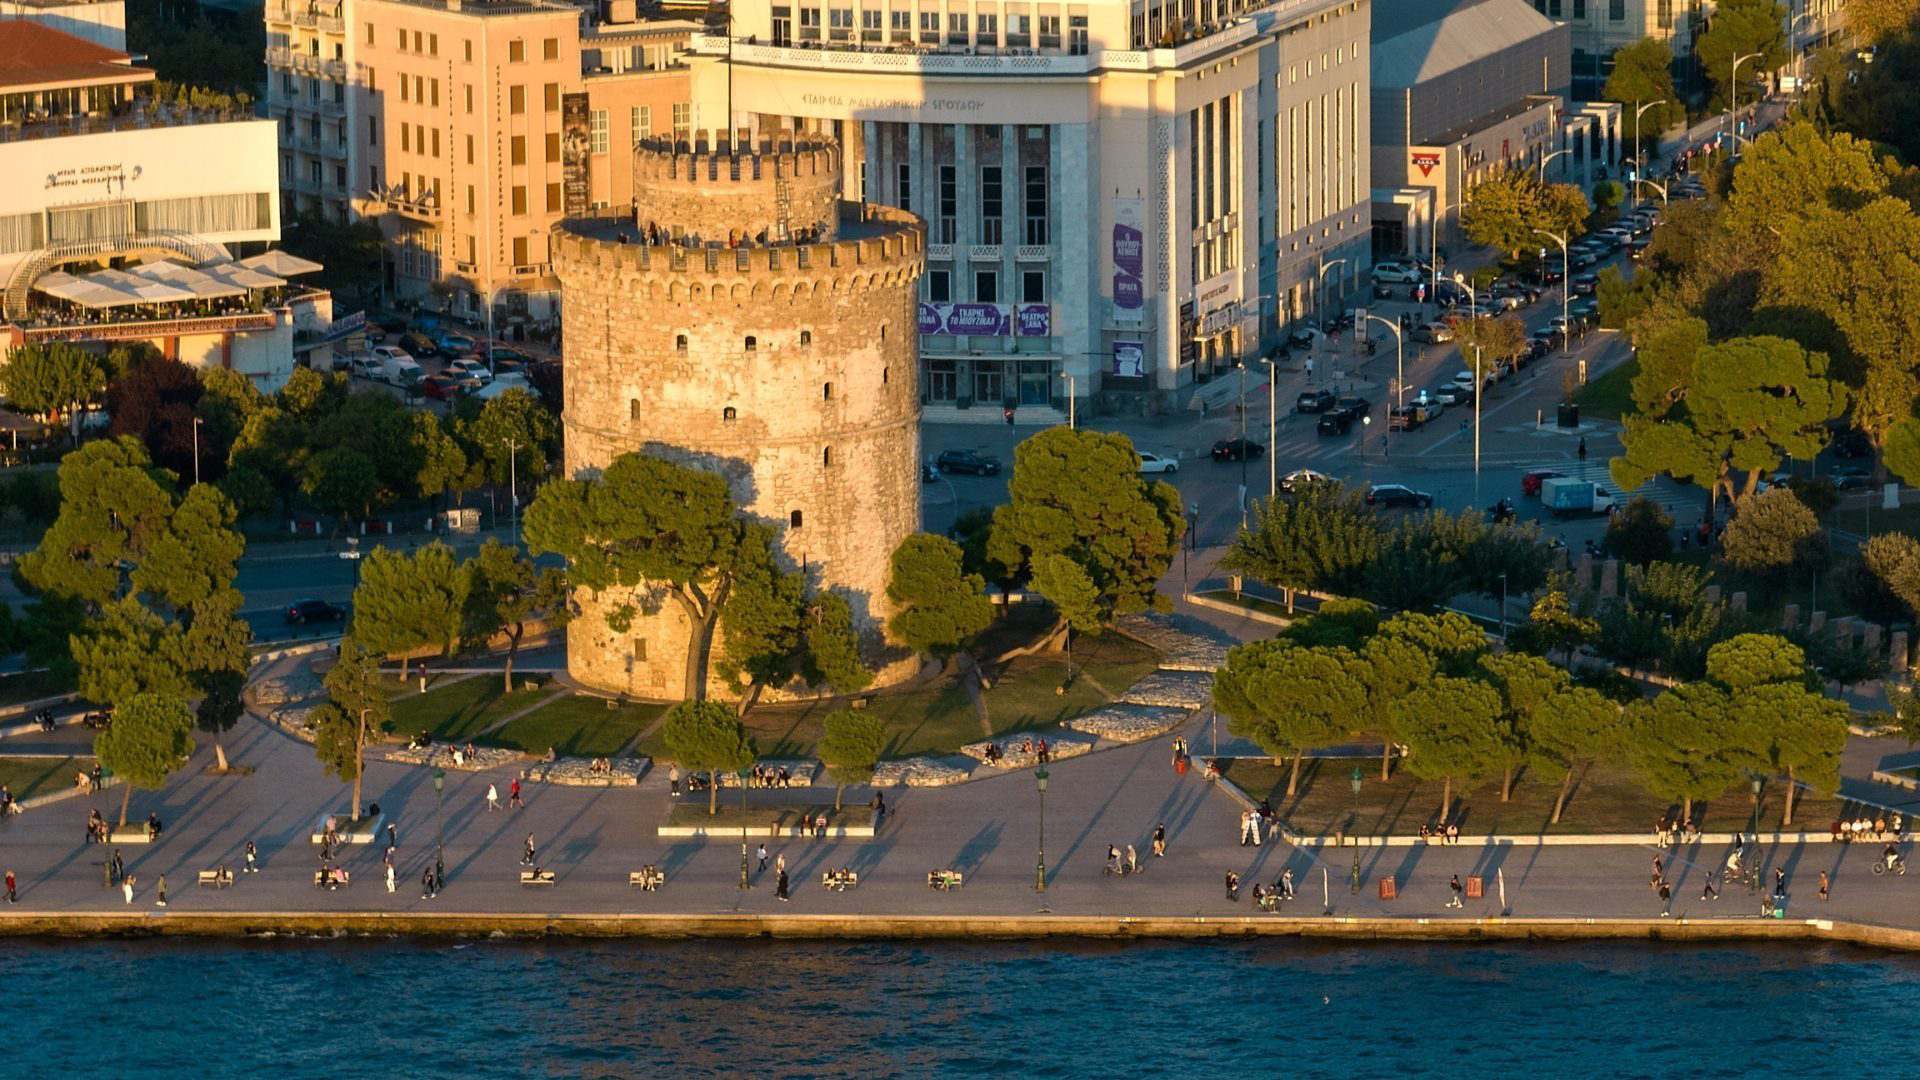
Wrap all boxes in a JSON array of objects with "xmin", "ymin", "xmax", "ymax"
[{"xmin": 2, "ymin": 938, "xmax": 1904, "ymax": 1077}]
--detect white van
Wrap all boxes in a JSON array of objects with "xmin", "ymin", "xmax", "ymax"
[{"xmin": 371, "ymin": 345, "xmax": 422, "ymax": 388}]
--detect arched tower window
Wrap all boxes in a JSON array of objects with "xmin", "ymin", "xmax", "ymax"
[
  {"xmin": 799, "ymin": 330, "xmax": 812, "ymax": 346},
  {"xmin": 823, "ymin": 382, "xmax": 833, "ymax": 400},
  {"xmin": 744, "ymin": 335, "xmax": 757, "ymax": 351},
  {"xmin": 789, "ymin": 509, "xmax": 804, "ymax": 529},
  {"xmin": 823, "ymin": 447, "xmax": 832, "ymax": 467},
  {"xmin": 722, "ymin": 406, "xmax": 737, "ymax": 422},
  {"xmin": 629, "ymin": 399, "xmax": 640, "ymax": 420},
  {"xmin": 675, "ymin": 334, "xmax": 688, "ymax": 352}
]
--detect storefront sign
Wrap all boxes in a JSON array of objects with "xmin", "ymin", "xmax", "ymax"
[
  {"xmin": 1015, "ymin": 304, "xmax": 1051, "ymax": 337},
  {"xmin": 1112, "ymin": 341, "xmax": 1144, "ymax": 378},
  {"xmin": 917, "ymin": 303, "xmax": 1053, "ymax": 337},
  {"xmin": 1411, "ymin": 152, "xmax": 1440, "ymax": 178},
  {"xmin": 561, "ymin": 92, "xmax": 592, "ymax": 216},
  {"xmin": 1111, "ymin": 198, "xmax": 1144, "ymax": 326}
]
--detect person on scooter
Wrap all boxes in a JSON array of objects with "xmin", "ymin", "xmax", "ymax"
[{"xmin": 1886, "ymin": 843, "xmax": 1903, "ymax": 873}]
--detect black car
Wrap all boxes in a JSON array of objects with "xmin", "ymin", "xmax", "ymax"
[
  {"xmin": 934, "ymin": 449, "xmax": 1002, "ymax": 476},
  {"xmin": 1570, "ymin": 274, "xmax": 1599, "ymax": 296},
  {"xmin": 399, "ymin": 332, "xmax": 437, "ymax": 358},
  {"xmin": 1210, "ymin": 438, "xmax": 1265, "ymax": 462},
  {"xmin": 1367, "ymin": 484, "xmax": 1434, "ymax": 509},
  {"xmin": 1287, "ymin": 328, "xmax": 1319, "ymax": 351},
  {"xmin": 286, "ymin": 599, "xmax": 346, "ymax": 624},
  {"xmin": 1316, "ymin": 398, "xmax": 1369, "ymax": 437},
  {"xmin": 1295, "ymin": 388, "xmax": 1335, "ymax": 413}
]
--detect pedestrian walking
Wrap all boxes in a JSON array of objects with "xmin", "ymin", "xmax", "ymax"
[
  {"xmin": 509, "ymin": 778, "xmax": 523, "ymax": 810},
  {"xmin": 486, "ymin": 784, "xmax": 500, "ymax": 812},
  {"xmin": 421, "ymin": 866, "xmax": 436, "ymax": 899},
  {"xmin": 1650, "ymin": 855, "xmax": 1664, "ymax": 890},
  {"xmin": 155, "ymin": 874, "xmax": 167, "ymax": 908},
  {"xmin": 756, "ymin": 844, "xmax": 769, "ymax": 873},
  {"xmin": 1818, "ymin": 870, "xmax": 1830, "ymax": 901},
  {"xmin": 776, "ymin": 869, "xmax": 790, "ymax": 902},
  {"xmin": 90, "ymin": 762, "xmax": 102, "ymax": 793},
  {"xmin": 122, "ymin": 875, "xmax": 134, "ymax": 905},
  {"xmin": 110, "ymin": 850, "xmax": 123, "ymax": 886},
  {"xmin": 1152, "ymin": 824, "xmax": 1167, "ymax": 858},
  {"xmin": 522, "ymin": 834, "xmax": 536, "ymax": 866},
  {"xmin": 1105, "ymin": 845, "xmax": 1120, "ymax": 875},
  {"xmin": 1279, "ymin": 867, "xmax": 1295, "ymax": 901},
  {"xmin": 775, "ymin": 853, "xmax": 786, "ymax": 878},
  {"xmin": 871, "ymin": 791, "xmax": 886, "ymax": 828},
  {"xmin": 1773, "ymin": 866, "xmax": 1787, "ymax": 900},
  {"xmin": 5, "ymin": 869, "xmax": 15, "ymax": 903},
  {"xmin": 1126, "ymin": 845, "xmax": 1139, "ymax": 875},
  {"xmin": 385, "ymin": 821, "xmax": 397, "ymax": 850},
  {"xmin": 669, "ymin": 765, "xmax": 680, "ymax": 798},
  {"xmin": 1700, "ymin": 873, "xmax": 1719, "ymax": 901},
  {"xmin": 1225, "ymin": 870, "xmax": 1241, "ymax": 901},
  {"xmin": 1447, "ymin": 874, "xmax": 1465, "ymax": 908},
  {"xmin": 1659, "ymin": 879, "xmax": 1673, "ymax": 918},
  {"xmin": 385, "ymin": 863, "xmax": 396, "ymax": 894},
  {"xmin": 244, "ymin": 841, "xmax": 258, "ymax": 873},
  {"xmin": 1577, "ymin": 437, "xmax": 1588, "ymax": 461}
]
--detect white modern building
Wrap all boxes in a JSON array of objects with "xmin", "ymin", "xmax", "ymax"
[
  {"xmin": 0, "ymin": 21, "xmax": 317, "ymax": 391},
  {"xmin": 0, "ymin": 0, "xmax": 124, "ymax": 50},
  {"xmin": 683, "ymin": 0, "xmax": 1374, "ymax": 414}
]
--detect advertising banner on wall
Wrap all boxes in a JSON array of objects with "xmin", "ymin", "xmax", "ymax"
[
  {"xmin": 561, "ymin": 92, "xmax": 592, "ymax": 216},
  {"xmin": 1111, "ymin": 198, "xmax": 1144, "ymax": 327},
  {"xmin": 1112, "ymin": 341, "xmax": 1144, "ymax": 378},
  {"xmin": 917, "ymin": 303, "xmax": 1051, "ymax": 337}
]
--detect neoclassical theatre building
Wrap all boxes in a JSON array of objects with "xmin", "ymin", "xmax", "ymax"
[{"xmin": 553, "ymin": 132, "xmax": 926, "ymax": 700}]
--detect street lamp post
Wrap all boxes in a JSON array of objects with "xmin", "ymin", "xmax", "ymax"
[
  {"xmin": 1729, "ymin": 52, "xmax": 1764, "ymax": 151},
  {"xmin": 1498, "ymin": 572, "xmax": 1510, "ymax": 643},
  {"xmin": 1315, "ymin": 256, "xmax": 1348, "ymax": 326},
  {"xmin": 1361, "ymin": 314, "xmax": 1405, "ymax": 410},
  {"xmin": 432, "ymin": 766, "xmax": 445, "ymax": 887},
  {"xmin": 1532, "ymin": 228, "xmax": 1569, "ymax": 356},
  {"xmin": 1471, "ymin": 344, "xmax": 1485, "ymax": 507},
  {"xmin": 1259, "ymin": 357, "xmax": 1278, "ymax": 501},
  {"xmin": 1059, "ymin": 370, "xmax": 1076, "ymax": 429},
  {"xmin": 1537, "ymin": 148, "xmax": 1570, "ymax": 183},
  {"xmin": 507, "ymin": 437, "xmax": 519, "ymax": 545},
  {"xmin": 1634, "ymin": 179, "xmax": 1670, "ymax": 207},
  {"xmin": 190, "ymin": 417, "xmax": 202, "ymax": 486},
  {"xmin": 739, "ymin": 766, "xmax": 750, "ymax": 890},
  {"xmin": 1034, "ymin": 766, "xmax": 1049, "ymax": 893},
  {"xmin": 1234, "ymin": 362, "xmax": 1249, "ymax": 527},
  {"xmin": 1452, "ymin": 273, "xmax": 1477, "ymax": 321},
  {"xmin": 1630, "ymin": 99, "xmax": 1668, "ymax": 212}
]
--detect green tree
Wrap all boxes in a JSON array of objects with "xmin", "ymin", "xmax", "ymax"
[
  {"xmin": 1213, "ymin": 639, "xmax": 1368, "ymax": 797},
  {"xmin": 1596, "ymin": 264, "xmax": 1661, "ymax": 330},
  {"xmin": 71, "ymin": 598, "xmax": 192, "ymax": 708},
  {"xmin": 1449, "ymin": 313, "xmax": 1529, "ymax": 370},
  {"xmin": 1477, "ymin": 653, "xmax": 1566, "ymax": 802},
  {"xmin": 0, "ymin": 342, "xmax": 106, "ymax": 420},
  {"xmin": 1362, "ymin": 513, "xmax": 1470, "ymax": 612},
  {"xmin": 712, "ymin": 526, "xmax": 806, "ymax": 713},
  {"xmin": 313, "ymin": 636, "xmax": 391, "ymax": 820},
  {"xmin": 1222, "ymin": 481, "xmax": 1380, "ymax": 608},
  {"xmin": 887, "ymin": 532, "xmax": 993, "ymax": 661},
  {"xmin": 1613, "ymin": 335, "xmax": 1847, "ymax": 510},
  {"xmin": 803, "ymin": 592, "xmax": 874, "ymax": 696},
  {"xmin": 1459, "ymin": 170, "xmax": 1540, "ymax": 258},
  {"xmin": 1861, "ymin": 533, "xmax": 1920, "ymax": 618},
  {"xmin": 1845, "ymin": 0, "xmax": 1920, "ymax": 43},
  {"xmin": 459, "ymin": 387, "xmax": 559, "ymax": 489},
  {"xmin": 1028, "ymin": 552, "xmax": 1103, "ymax": 648},
  {"xmin": 196, "ymin": 669, "xmax": 246, "ymax": 774},
  {"xmin": 20, "ymin": 437, "xmax": 176, "ymax": 605},
  {"xmin": 817, "ymin": 708, "xmax": 885, "ymax": 811},
  {"xmin": 1719, "ymin": 487, "xmax": 1828, "ymax": 573},
  {"xmin": 1694, "ymin": 0, "xmax": 1787, "ymax": 110},
  {"xmin": 987, "ymin": 427, "xmax": 1184, "ymax": 629},
  {"xmin": 301, "ymin": 445, "xmax": 381, "ymax": 520},
  {"xmin": 94, "ymin": 692, "xmax": 195, "ymax": 827},
  {"xmin": 410, "ymin": 411, "xmax": 469, "ymax": 506},
  {"xmin": 352, "ymin": 541, "xmax": 470, "ymax": 682},
  {"xmin": 1522, "ymin": 682, "xmax": 1620, "ymax": 823},
  {"xmin": 1601, "ymin": 38, "xmax": 1685, "ymax": 152},
  {"xmin": 1280, "ymin": 597, "xmax": 1380, "ymax": 650},
  {"xmin": 463, "ymin": 538, "xmax": 571, "ymax": 693},
  {"xmin": 1604, "ymin": 497, "xmax": 1675, "ymax": 565},
  {"xmin": 661, "ymin": 699, "xmax": 757, "ymax": 815},
  {"xmin": 1624, "ymin": 681, "xmax": 1764, "ymax": 821},
  {"xmin": 1389, "ymin": 676, "xmax": 1510, "ymax": 822},
  {"xmin": 1705, "ymin": 634, "xmax": 1845, "ymax": 826},
  {"xmin": 524, "ymin": 452, "xmax": 752, "ymax": 701},
  {"xmin": 1511, "ymin": 586, "xmax": 1599, "ymax": 664},
  {"xmin": 1360, "ymin": 611, "xmax": 1487, "ymax": 778}
]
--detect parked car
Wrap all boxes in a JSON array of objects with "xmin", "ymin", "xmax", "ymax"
[
  {"xmin": 1410, "ymin": 392, "xmax": 1445, "ymax": 420},
  {"xmin": 1372, "ymin": 261, "xmax": 1422, "ymax": 284},
  {"xmin": 1280, "ymin": 468, "xmax": 1332, "ymax": 493},
  {"xmin": 1628, "ymin": 237, "xmax": 1653, "ymax": 260},
  {"xmin": 419, "ymin": 372, "xmax": 469, "ymax": 401},
  {"xmin": 286, "ymin": 599, "xmax": 346, "ymax": 624},
  {"xmin": 434, "ymin": 332, "xmax": 477, "ymax": 356},
  {"xmin": 934, "ymin": 449, "xmax": 1002, "ymax": 476},
  {"xmin": 1295, "ymin": 388, "xmax": 1336, "ymax": 413},
  {"xmin": 445, "ymin": 357, "xmax": 493, "ymax": 385},
  {"xmin": 1570, "ymin": 273, "xmax": 1599, "ymax": 296},
  {"xmin": 1367, "ymin": 484, "xmax": 1434, "ymax": 509},
  {"xmin": 1210, "ymin": 437, "xmax": 1265, "ymax": 462},
  {"xmin": 399, "ymin": 332, "xmax": 438, "ymax": 358},
  {"xmin": 371, "ymin": 345, "xmax": 423, "ymax": 388},
  {"xmin": 472, "ymin": 371, "xmax": 532, "ymax": 400},
  {"xmin": 1412, "ymin": 321, "xmax": 1454, "ymax": 344},
  {"xmin": 1388, "ymin": 405, "xmax": 1424, "ymax": 431},
  {"xmin": 1136, "ymin": 451, "xmax": 1179, "ymax": 474},
  {"xmin": 1431, "ymin": 383, "xmax": 1472, "ymax": 407}
]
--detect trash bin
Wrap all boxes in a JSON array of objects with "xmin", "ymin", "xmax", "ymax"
[
  {"xmin": 1379, "ymin": 875, "xmax": 1397, "ymax": 901},
  {"xmin": 1466, "ymin": 875, "xmax": 1484, "ymax": 899}
]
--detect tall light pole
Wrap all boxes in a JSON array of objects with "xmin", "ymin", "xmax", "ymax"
[
  {"xmin": 1234, "ymin": 361, "xmax": 1249, "ymax": 527},
  {"xmin": 1537, "ymin": 148, "xmax": 1570, "ymax": 184},
  {"xmin": 1630, "ymin": 99, "xmax": 1668, "ymax": 211},
  {"xmin": 1316, "ymin": 256, "xmax": 1347, "ymax": 328},
  {"xmin": 738, "ymin": 766, "xmax": 750, "ymax": 890},
  {"xmin": 1634, "ymin": 179, "xmax": 1669, "ymax": 208},
  {"xmin": 1430, "ymin": 150, "xmax": 1466, "ymax": 319},
  {"xmin": 1532, "ymin": 228, "xmax": 1569, "ymax": 356},
  {"xmin": 1058, "ymin": 370, "xmax": 1076, "ymax": 429},
  {"xmin": 1729, "ymin": 52, "xmax": 1763, "ymax": 152},
  {"xmin": 1258, "ymin": 357, "xmax": 1278, "ymax": 501},
  {"xmin": 1034, "ymin": 766, "xmax": 1049, "ymax": 894},
  {"xmin": 1362, "ymin": 314, "xmax": 1405, "ymax": 409},
  {"xmin": 432, "ymin": 765, "xmax": 445, "ymax": 875},
  {"xmin": 190, "ymin": 416, "xmax": 202, "ymax": 486},
  {"xmin": 507, "ymin": 437, "xmax": 518, "ymax": 545},
  {"xmin": 1498, "ymin": 571, "xmax": 1510, "ymax": 643},
  {"xmin": 1452, "ymin": 272, "xmax": 1477, "ymax": 321},
  {"xmin": 1471, "ymin": 344, "xmax": 1485, "ymax": 508}
]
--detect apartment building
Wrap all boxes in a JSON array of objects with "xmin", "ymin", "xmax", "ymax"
[
  {"xmin": 680, "ymin": 0, "xmax": 1372, "ymax": 413},
  {"xmin": 265, "ymin": 0, "xmax": 693, "ymax": 321}
]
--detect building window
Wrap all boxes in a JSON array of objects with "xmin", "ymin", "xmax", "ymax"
[
  {"xmin": 1007, "ymin": 12, "xmax": 1030, "ymax": 47},
  {"xmin": 629, "ymin": 399, "xmax": 641, "ymax": 420},
  {"xmin": 920, "ymin": 10, "xmax": 938, "ymax": 42},
  {"xmin": 979, "ymin": 166, "xmax": 1003, "ymax": 245},
  {"xmin": 512, "ymin": 186, "xmax": 527, "ymax": 215},
  {"xmin": 1069, "ymin": 13, "xmax": 1088, "ymax": 54},
  {"xmin": 632, "ymin": 106, "xmax": 651, "ymax": 144},
  {"xmin": 543, "ymin": 37, "xmax": 559, "ymax": 60},
  {"xmin": 544, "ymin": 84, "xmax": 560, "ymax": 111},
  {"xmin": 1021, "ymin": 270, "xmax": 1045, "ymax": 304},
  {"xmin": 976, "ymin": 12, "xmax": 997, "ymax": 45},
  {"xmin": 822, "ymin": 382, "xmax": 832, "ymax": 400},
  {"xmin": 745, "ymin": 335, "xmax": 757, "ymax": 351},
  {"xmin": 1024, "ymin": 165, "xmax": 1048, "ymax": 244},
  {"xmin": 1038, "ymin": 14, "xmax": 1060, "ymax": 48},
  {"xmin": 897, "ymin": 163, "xmax": 911, "ymax": 207},
  {"xmin": 509, "ymin": 39, "xmax": 525, "ymax": 62},
  {"xmin": 1656, "ymin": 0, "xmax": 1671, "ymax": 26},
  {"xmin": 677, "ymin": 334, "xmax": 689, "ymax": 352},
  {"xmin": 927, "ymin": 359, "xmax": 957, "ymax": 401},
  {"xmin": 799, "ymin": 7, "xmax": 820, "ymax": 40},
  {"xmin": 1609, "ymin": 0, "xmax": 1624, "ymax": 17},
  {"xmin": 672, "ymin": 103, "xmax": 690, "ymax": 138},
  {"xmin": 937, "ymin": 165, "xmax": 957, "ymax": 244},
  {"xmin": 890, "ymin": 9, "xmax": 911, "ymax": 41},
  {"xmin": 799, "ymin": 330, "xmax": 812, "ymax": 346},
  {"xmin": 927, "ymin": 269, "xmax": 951, "ymax": 302},
  {"xmin": 591, "ymin": 109, "xmax": 609, "ymax": 154},
  {"xmin": 723, "ymin": 406, "xmax": 737, "ymax": 421},
  {"xmin": 511, "ymin": 135, "xmax": 526, "ymax": 165},
  {"xmin": 789, "ymin": 510, "xmax": 803, "ymax": 529},
  {"xmin": 823, "ymin": 447, "xmax": 832, "ymax": 467},
  {"xmin": 510, "ymin": 85, "xmax": 525, "ymax": 114},
  {"xmin": 512, "ymin": 237, "xmax": 530, "ymax": 266},
  {"xmin": 946, "ymin": 12, "xmax": 968, "ymax": 44},
  {"xmin": 861, "ymin": 8, "xmax": 881, "ymax": 41},
  {"xmin": 546, "ymin": 183, "xmax": 561, "ymax": 212},
  {"xmin": 772, "ymin": 6, "xmax": 792, "ymax": 44},
  {"xmin": 975, "ymin": 270, "xmax": 998, "ymax": 303}
]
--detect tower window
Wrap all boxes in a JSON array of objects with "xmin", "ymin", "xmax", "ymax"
[
  {"xmin": 799, "ymin": 330, "xmax": 812, "ymax": 346},
  {"xmin": 880, "ymin": 324, "xmax": 886, "ymax": 340},
  {"xmin": 882, "ymin": 366, "xmax": 889, "ymax": 384},
  {"xmin": 823, "ymin": 382, "xmax": 833, "ymax": 400},
  {"xmin": 675, "ymin": 334, "xmax": 687, "ymax": 352},
  {"xmin": 723, "ymin": 406, "xmax": 737, "ymax": 422},
  {"xmin": 790, "ymin": 509, "xmax": 804, "ymax": 529},
  {"xmin": 823, "ymin": 447, "xmax": 832, "ymax": 466},
  {"xmin": 629, "ymin": 399, "xmax": 640, "ymax": 420},
  {"xmin": 745, "ymin": 335, "xmax": 757, "ymax": 351}
]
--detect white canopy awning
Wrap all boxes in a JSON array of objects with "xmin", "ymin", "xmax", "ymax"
[
  {"xmin": 89, "ymin": 269, "xmax": 196, "ymax": 304},
  {"xmin": 32, "ymin": 271, "xmax": 139, "ymax": 309},
  {"xmin": 235, "ymin": 250, "xmax": 324, "ymax": 277},
  {"xmin": 126, "ymin": 260, "xmax": 248, "ymax": 300},
  {"xmin": 202, "ymin": 264, "xmax": 285, "ymax": 290}
]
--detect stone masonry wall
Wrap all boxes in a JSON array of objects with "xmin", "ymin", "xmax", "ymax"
[{"xmin": 630, "ymin": 132, "xmax": 841, "ymax": 244}]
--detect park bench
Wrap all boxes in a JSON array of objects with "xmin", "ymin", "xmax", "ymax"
[
  {"xmin": 821, "ymin": 869, "xmax": 859, "ymax": 892},
  {"xmin": 197, "ymin": 868, "xmax": 234, "ymax": 889},
  {"xmin": 927, "ymin": 869, "xmax": 963, "ymax": 891},
  {"xmin": 629, "ymin": 868, "xmax": 665, "ymax": 891},
  {"xmin": 519, "ymin": 869, "xmax": 557, "ymax": 886},
  {"xmin": 313, "ymin": 869, "xmax": 351, "ymax": 889}
]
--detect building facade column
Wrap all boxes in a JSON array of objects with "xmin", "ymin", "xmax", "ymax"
[{"xmin": 1055, "ymin": 121, "xmax": 1094, "ymax": 399}]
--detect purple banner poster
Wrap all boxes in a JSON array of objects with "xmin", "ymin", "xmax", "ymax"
[
  {"xmin": 1016, "ymin": 304, "xmax": 1051, "ymax": 337},
  {"xmin": 1113, "ymin": 341, "xmax": 1144, "ymax": 377}
]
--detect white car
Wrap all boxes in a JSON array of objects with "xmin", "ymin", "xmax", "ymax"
[
  {"xmin": 1280, "ymin": 468, "xmax": 1332, "ymax": 493},
  {"xmin": 1136, "ymin": 451, "xmax": 1179, "ymax": 474},
  {"xmin": 445, "ymin": 357, "xmax": 494, "ymax": 385},
  {"xmin": 1372, "ymin": 261, "xmax": 1421, "ymax": 284}
]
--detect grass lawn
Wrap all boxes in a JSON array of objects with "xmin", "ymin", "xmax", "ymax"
[
  {"xmin": 1575, "ymin": 355, "xmax": 1637, "ymax": 420},
  {"xmin": 480, "ymin": 695, "xmax": 663, "ymax": 757},
  {"xmin": 0, "ymin": 670, "xmax": 75, "ymax": 709},
  {"xmin": 638, "ymin": 633, "xmax": 1161, "ymax": 763},
  {"xmin": 384, "ymin": 674, "xmax": 553, "ymax": 742},
  {"xmin": 0, "ymin": 756, "xmax": 93, "ymax": 802},
  {"xmin": 666, "ymin": 803, "xmax": 873, "ymax": 829},
  {"xmin": 1221, "ymin": 758, "xmax": 1845, "ymax": 837}
]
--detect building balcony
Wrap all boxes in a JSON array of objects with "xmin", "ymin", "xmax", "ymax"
[
  {"xmin": 380, "ymin": 187, "xmax": 443, "ymax": 221},
  {"xmin": 691, "ymin": 34, "xmax": 1099, "ymax": 76},
  {"xmin": 926, "ymin": 243, "xmax": 954, "ymax": 262},
  {"xmin": 967, "ymin": 244, "xmax": 1002, "ymax": 262},
  {"xmin": 15, "ymin": 312, "xmax": 280, "ymax": 345},
  {"xmin": 266, "ymin": 47, "xmax": 349, "ymax": 81},
  {"xmin": 1014, "ymin": 244, "xmax": 1051, "ymax": 261}
]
